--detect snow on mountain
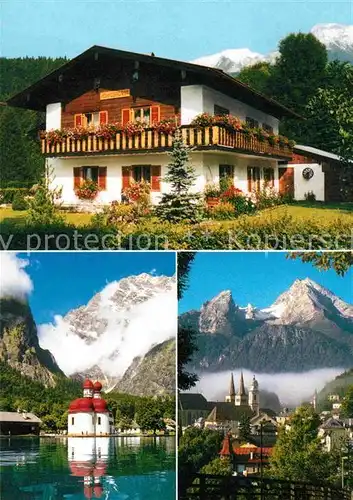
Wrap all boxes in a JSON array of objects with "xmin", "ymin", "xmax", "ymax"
[
  {"xmin": 192, "ymin": 48, "xmax": 267, "ymax": 74},
  {"xmin": 38, "ymin": 273, "xmax": 177, "ymax": 381},
  {"xmin": 191, "ymin": 23, "xmax": 353, "ymax": 73},
  {"xmin": 311, "ymin": 23, "xmax": 353, "ymax": 63}
]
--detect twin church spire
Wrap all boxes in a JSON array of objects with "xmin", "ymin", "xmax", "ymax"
[{"xmin": 225, "ymin": 371, "xmax": 259, "ymax": 413}]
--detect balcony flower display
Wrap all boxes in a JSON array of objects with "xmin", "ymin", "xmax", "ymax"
[
  {"xmin": 41, "ymin": 129, "xmax": 65, "ymax": 146},
  {"xmin": 75, "ymin": 179, "xmax": 100, "ymax": 200},
  {"xmin": 152, "ymin": 118, "xmax": 178, "ymax": 135}
]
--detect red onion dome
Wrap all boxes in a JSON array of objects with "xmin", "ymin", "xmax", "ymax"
[
  {"xmin": 94, "ymin": 485, "xmax": 103, "ymax": 498},
  {"xmin": 69, "ymin": 399, "xmax": 80, "ymax": 411},
  {"xmin": 93, "ymin": 381, "xmax": 102, "ymax": 392},
  {"xmin": 83, "ymin": 379, "xmax": 94, "ymax": 389},
  {"xmin": 93, "ymin": 462, "xmax": 107, "ymax": 477},
  {"xmin": 93, "ymin": 398, "xmax": 109, "ymax": 412},
  {"xmin": 69, "ymin": 462, "xmax": 94, "ymax": 477},
  {"xmin": 77, "ymin": 398, "xmax": 94, "ymax": 411},
  {"xmin": 93, "ymin": 399, "xmax": 108, "ymax": 412}
]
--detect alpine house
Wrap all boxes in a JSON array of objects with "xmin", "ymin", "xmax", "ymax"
[{"xmin": 7, "ymin": 45, "xmax": 301, "ymax": 207}]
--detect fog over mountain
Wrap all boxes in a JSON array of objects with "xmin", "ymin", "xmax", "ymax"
[
  {"xmin": 38, "ymin": 273, "xmax": 177, "ymax": 392},
  {"xmin": 194, "ymin": 368, "xmax": 344, "ymax": 407},
  {"xmin": 191, "ymin": 23, "xmax": 353, "ymax": 72}
]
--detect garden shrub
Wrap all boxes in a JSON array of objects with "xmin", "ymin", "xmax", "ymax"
[
  {"xmin": 11, "ymin": 190, "xmax": 28, "ymax": 211},
  {"xmin": 221, "ymin": 186, "xmax": 256, "ymax": 215},
  {"xmin": 0, "ymin": 188, "xmax": 30, "ymax": 204},
  {"xmin": 305, "ymin": 191, "xmax": 317, "ymax": 202},
  {"xmin": 122, "ymin": 180, "xmax": 151, "ymax": 217},
  {"xmin": 209, "ymin": 202, "xmax": 236, "ymax": 220},
  {"xmin": 253, "ymin": 186, "xmax": 284, "ymax": 209}
]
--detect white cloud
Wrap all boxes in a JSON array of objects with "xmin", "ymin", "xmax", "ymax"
[
  {"xmin": 0, "ymin": 253, "xmax": 33, "ymax": 301},
  {"xmin": 38, "ymin": 280, "xmax": 177, "ymax": 377},
  {"xmin": 193, "ymin": 368, "xmax": 344, "ymax": 407}
]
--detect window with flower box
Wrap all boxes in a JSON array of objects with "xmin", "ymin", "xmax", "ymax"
[
  {"xmin": 262, "ymin": 123, "xmax": 274, "ymax": 134},
  {"xmin": 122, "ymin": 165, "xmax": 161, "ymax": 191},
  {"xmin": 73, "ymin": 166, "xmax": 107, "ymax": 190},
  {"xmin": 74, "ymin": 111, "xmax": 108, "ymax": 128},
  {"xmin": 247, "ymin": 166, "xmax": 261, "ymax": 192},
  {"xmin": 246, "ymin": 117, "xmax": 259, "ymax": 129},
  {"xmin": 133, "ymin": 165, "xmax": 151, "ymax": 183},
  {"xmin": 121, "ymin": 106, "xmax": 160, "ymax": 126},
  {"xmin": 263, "ymin": 167, "xmax": 275, "ymax": 187}
]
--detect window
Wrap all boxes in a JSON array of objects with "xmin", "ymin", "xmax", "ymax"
[
  {"xmin": 132, "ymin": 107, "xmax": 151, "ymax": 125},
  {"xmin": 214, "ymin": 104, "xmax": 229, "ymax": 116},
  {"xmin": 74, "ymin": 111, "xmax": 107, "ymax": 128},
  {"xmin": 133, "ymin": 165, "xmax": 151, "ymax": 183},
  {"xmin": 219, "ymin": 165, "xmax": 234, "ymax": 179},
  {"xmin": 246, "ymin": 117, "xmax": 259, "ymax": 128},
  {"xmin": 247, "ymin": 166, "xmax": 261, "ymax": 192},
  {"xmin": 82, "ymin": 166, "xmax": 99, "ymax": 183},
  {"xmin": 98, "ymin": 417, "xmax": 101, "ymax": 425},
  {"xmin": 263, "ymin": 123, "xmax": 273, "ymax": 134},
  {"xmin": 71, "ymin": 417, "xmax": 74, "ymax": 425},
  {"xmin": 264, "ymin": 167, "xmax": 275, "ymax": 187}
]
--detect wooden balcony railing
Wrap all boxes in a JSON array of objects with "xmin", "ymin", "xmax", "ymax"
[{"xmin": 41, "ymin": 126, "xmax": 293, "ymax": 159}]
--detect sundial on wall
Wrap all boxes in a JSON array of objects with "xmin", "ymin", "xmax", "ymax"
[{"xmin": 302, "ymin": 167, "xmax": 314, "ymax": 180}]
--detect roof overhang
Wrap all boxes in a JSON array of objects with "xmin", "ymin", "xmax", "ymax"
[
  {"xmin": 7, "ymin": 45, "xmax": 301, "ymax": 120},
  {"xmin": 293, "ymin": 145, "xmax": 348, "ymax": 166}
]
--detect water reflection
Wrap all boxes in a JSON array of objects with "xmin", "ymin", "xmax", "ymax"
[{"xmin": 0, "ymin": 436, "xmax": 176, "ymax": 500}]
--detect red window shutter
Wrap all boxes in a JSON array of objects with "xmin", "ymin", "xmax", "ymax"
[
  {"xmin": 122, "ymin": 109, "xmax": 131, "ymax": 125},
  {"xmin": 99, "ymin": 111, "xmax": 108, "ymax": 125},
  {"xmin": 73, "ymin": 167, "xmax": 82, "ymax": 189},
  {"xmin": 98, "ymin": 167, "xmax": 107, "ymax": 190},
  {"xmin": 247, "ymin": 167, "xmax": 252, "ymax": 192},
  {"xmin": 122, "ymin": 167, "xmax": 131, "ymax": 190},
  {"xmin": 151, "ymin": 106, "xmax": 160, "ymax": 124},
  {"xmin": 151, "ymin": 165, "xmax": 161, "ymax": 191},
  {"xmin": 74, "ymin": 114, "xmax": 83, "ymax": 127}
]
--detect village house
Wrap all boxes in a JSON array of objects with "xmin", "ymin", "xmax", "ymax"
[
  {"xmin": 0, "ymin": 411, "xmax": 42, "ymax": 436},
  {"xmin": 7, "ymin": 45, "xmax": 301, "ymax": 207}
]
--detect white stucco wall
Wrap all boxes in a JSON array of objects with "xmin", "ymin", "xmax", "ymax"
[
  {"xmin": 202, "ymin": 152, "xmax": 279, "ymax": 194},
  {"xmin": 48, "ymin": 152, "xmax": 206, "ymax": 206},
  {"xmin": 46, "ymin": 103, "xmax": 62, "ymax": 131},
  {"xmin": 68, "ymin": 437, "xmax": 96, "ymax": 461},
  {"xmin": 68, "ymin": 412, "xmax": 95, "ymax": 436},
  {"xmin": 293, "ymin": 163, "xmax": 325, "ymax": 201},
  {"xmin": 180, "ymin": 85, "xmax": 279, "ymax": 133},
  {"xmin": 95, "ymin": 413, "xmax": 110, "ymax": 435},
  {"xmin": 49, "ymin": 151, "xmax": 279, "ymax": 205}
]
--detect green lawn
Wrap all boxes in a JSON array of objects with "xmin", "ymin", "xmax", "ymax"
[
  {"xmin": 0, "ymin": 203, "xmax": 352, "ymax": 229},
  {"xmin": 0, "ymin": 208, "xmax": 93, "ymax": 227}
]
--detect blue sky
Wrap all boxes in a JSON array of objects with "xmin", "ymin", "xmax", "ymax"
[
  {"xmin": 2, "ymin": 0, "xmax": 351, "ymax": 59},
  {"xmin": 19, "ymin": 252, "xmax": 176, "ymax": 324},
  {"xmin": 179, "ymin": 252, "xmax": 353, "ymax": 313}
]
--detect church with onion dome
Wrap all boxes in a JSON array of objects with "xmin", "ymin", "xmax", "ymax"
[{"xmin": 68, "ymin": 379, "xmax": 114, "ymax": 436}]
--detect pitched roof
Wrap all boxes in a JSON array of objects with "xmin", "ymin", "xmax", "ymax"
[
  {"xmin": 206, "ymin": 403, "xmax": 254, "ymax": 422},
  {"xmin": 6, "ymin": 45, "xmax": 300, "ymax": 119},
  {"xmin": 320, "ymin": 417, "xmax": 345, "ymax": 429},
  {"xmin": 179, "ymin": 393, "xmax": 209, "ymax": 411},
  {"xmin": 293, "ymin": 145, "xmax": 348, "ymax": 165},
  {"xmin": 0, "ymin": 412, "xmax": 42, "ymax": 423}
]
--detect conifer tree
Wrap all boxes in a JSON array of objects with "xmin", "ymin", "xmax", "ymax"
[{"xmin": 155, "ymin": 129, "xmax": 202, "ymax": 223}]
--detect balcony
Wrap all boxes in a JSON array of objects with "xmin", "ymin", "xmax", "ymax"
[{"xmin": 41, "ymin": 125, "xmax": 293, "ymax": 160}]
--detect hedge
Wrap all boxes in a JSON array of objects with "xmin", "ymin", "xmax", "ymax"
[
  {"xmin": 0, "ymin": 214, "xmax": 351, "ymax": 250},
  {"xmin": 0, "ymin": 188, "xmax": 31, "ymax": 204}
]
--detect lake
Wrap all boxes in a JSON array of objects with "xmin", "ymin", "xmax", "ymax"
[{"xmin": 0, "ymin": 435, "xmax": 176, "ymax": 499}]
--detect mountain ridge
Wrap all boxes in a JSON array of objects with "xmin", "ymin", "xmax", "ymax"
[{"xmin": 180, "ymin": 278, "xmax": 353, "ymax": 373}]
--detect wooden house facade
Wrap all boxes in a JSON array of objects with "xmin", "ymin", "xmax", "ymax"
[{"xmin": 8, "ymin": 45, "xmax": 300, "ymax": 206}]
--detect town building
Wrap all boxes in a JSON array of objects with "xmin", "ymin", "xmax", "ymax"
[
  {"xmin": 318, "ymin": 417, "xmax": 352, "ymax": 452},
  {"xmin": 7, "ymin": 45, "xmax": 301, "ymax": 208},
  {"xmin": 68, "ymin": 379, "xmax": 114, "ymax": 436},
  {"xmin": 179, "ymin": 372, "xmax": 278, "ymax": 435},
  {"xmin": 0, "ymin": 411, "xmax": 42, "ymax": 436},
  {"xmin": 219, "ymin": 433, "xmax": 272, "ymax": 476}
]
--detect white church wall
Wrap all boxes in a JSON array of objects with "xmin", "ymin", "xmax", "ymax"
[
  {"xmin": 95, "ymin": 413, "xmax": 110, "ymax": 435},
  {"xmin": 68, "ymin": 412, "xmax": 95, "ymax": 436}
]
